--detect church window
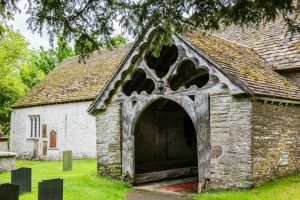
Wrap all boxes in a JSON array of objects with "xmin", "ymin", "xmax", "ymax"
[{"xmin": 29, "ymin": 115, "xmax": 40, "ymax": 138}]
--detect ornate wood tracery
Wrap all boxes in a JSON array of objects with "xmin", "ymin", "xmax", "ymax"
[
  {"xmin": 89, "ymin": 31, "xmax": 244, "ymax": 191},
  {"xmin": 119, "ymin": 36, "xmax": 232, "ymax": 191}
]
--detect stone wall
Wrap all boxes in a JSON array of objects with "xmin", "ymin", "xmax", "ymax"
[
  {"xmin": 10, "ymin": 101, "xmax": 96, "ymax": 159},
  {"xmin": 252, "ymin": 101, "xmax": 300, "ymax": 185},
  {"xmin": 280, "ymin": 71, "xmax": 300, "ymax": 88},
  {"xmin": 0, "ymin": 152, "xmax": 17, "ymax": 172},
  {"xmin": 96, "ymin": 102, "xmax": 122, "ymax": 178},
  {"xmin": 209, "ymin": 93, "xmax": 253, "ymax": 190},
  {"xmin": 0, "ymin": 139, "xmax": 9, "ymax": 151}
]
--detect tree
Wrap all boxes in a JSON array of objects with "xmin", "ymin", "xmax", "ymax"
[
  {"xmin": 0, "ymin": 0, "xmax": 19, "ymax": 34},
  {"xmin": 31, "ymin": 34, "xmax": 127, "ymax": 75},
  {"xmin": 0, "ymin": 21, "xmax": 126, "ymax": 135},
  {"xmin": 13, "ymin": 0, "xmax": 300, "ymax": 55},
  {"xmin": 31, "ymin": 35, "xmax": 76, "ymax": 74},
  {"xmin": 0, "ymin": 24, "xmax": 37, "ymax": 134}
]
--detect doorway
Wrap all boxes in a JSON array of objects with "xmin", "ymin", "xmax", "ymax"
[{"xmin": 134, "ymin": 99, "xmax": 198, "ymax": 184}]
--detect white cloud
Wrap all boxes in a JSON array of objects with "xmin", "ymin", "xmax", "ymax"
[
  {"xmin": 8, "ymin": 0, "xmax": 51, "ymax": 50},
  {"xmin": 9, "ymin": 0, "xmax": 134, "ymax": 50}
]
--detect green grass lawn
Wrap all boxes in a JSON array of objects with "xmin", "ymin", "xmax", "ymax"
[
  {"xmin": 194, "ymin": 173, "xmax": 300, "ymax": 200},
  {"xmin": 0, "ymin": 159, "xmax": 128, "ymax": 200},
  {"xmin": 0, "ymin": 160, "xmax": 299, "ymax": 200}
]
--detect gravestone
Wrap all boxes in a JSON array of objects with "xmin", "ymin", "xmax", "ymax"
[
  {"xmin": 33, "ymin": 139, "xmax": 39, "ymax": 158},
  {"xmin": 11, "ymin": 167, "xmax": 31, "ymax": 194},
  {"xmin": 0, "ymin": 183, "xmax": 19, "ymax": 200},
  {"xmin": 38, "ymin": 178, "xmax": 63, "ymax": 200},
  {"xmin": 63, "ymin": 150, "xmax": 72, "ymax": 171}
]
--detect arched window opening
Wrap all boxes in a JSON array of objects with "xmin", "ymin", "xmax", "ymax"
[
  {"xmin": 169, "ymin": 60, "xmax": 209, "ymax": 91},
  {"xmin": 145, "ymin": 45, "xmax": 178, "ymax": 78},
  {"xmin": 123, "ymin": 69, "xmax": 155, "ymax": 96}
]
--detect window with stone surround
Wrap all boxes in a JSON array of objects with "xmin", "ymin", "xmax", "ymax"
[{"xmin": 29, "ymin": 115, "xmax": 40, "ymax": 138}]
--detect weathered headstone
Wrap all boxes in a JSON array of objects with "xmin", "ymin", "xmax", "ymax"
[
  {"xmin": 33, "ymin": 139, "xmax": 39, "ymax": 158},
  {"xmin": 11, "ymin": 167, "xmax": 31, "ymax": 194},
  {"xmin": 0, "ymin": 183, "xmax": 19, "ymax": 200},
  {"xmin": 38, "ymin": 178, "xmax": 63, "ymax": 200},
  {"xmin": 63, "ymin": 150, "xmax": 72, "ymax": 171}
]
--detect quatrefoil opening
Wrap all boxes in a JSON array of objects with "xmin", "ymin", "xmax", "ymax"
[
  {"xmin": 123, "ymin": 69, "xmax": 155, "ymax": 96},
  {"xmin": 169, "ymin": 60, "xmax": 209, "ymax": 91},
  {"xmin": 145, "ymin": 45, "xmax": 178, "ymax": 78}
]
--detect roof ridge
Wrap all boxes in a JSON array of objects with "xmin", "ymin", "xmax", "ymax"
[
  {"xmin": 209, "ymin": 32, "xmax": 274, "ymax": 69},
  {"xmin": 59, "ymin": 43, "xmax": 133, "ymax": 63},
  {"xmin": 210, "ymin": 32, "xmax": 252, "ymax": 49}
]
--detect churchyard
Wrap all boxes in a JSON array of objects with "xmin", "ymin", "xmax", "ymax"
[
  {"xmin": 0, "ymin": 159, "xmax": 299, "ymax": 200},
  {"xmin": 0, "ymin": 159, "xmax": 128, "ymax": 200}
]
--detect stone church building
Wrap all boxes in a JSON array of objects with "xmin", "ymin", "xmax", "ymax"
[
  {"xmin": 10, "ymin": 17, "xmax": 300, "ymax": 191},
  {"xmin": 10, "ymin": 45, "xmax": 130, "ymax": 159},
  {"xmin": 88, "ymin": 19, "xmax": 300, "ymax": 191}
]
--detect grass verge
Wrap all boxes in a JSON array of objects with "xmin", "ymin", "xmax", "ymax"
[
  {"xmin": 1, "ymin": 159, "xmax": 299, "ymax": 200},
  {"xmin": 194, "ymin": 173, "xmax": 300, "ymax": 200},
  {"xmin": 0, "ymin": 159, "xmax": 128, "ymax": 200}
]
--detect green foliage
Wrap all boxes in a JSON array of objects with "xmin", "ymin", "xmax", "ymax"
[
  {"xmin": 0, "ymin": 159, "xmax": 299, "ymax": 200},
  {"xmin": 194, "ymin": 173, "xmax": 300, "ymax": 200},
  {"xmin": 0, "ymin": 27, "xmax": 126, "ymax": 135},
  {"xmin": 33, "ymin": 34, "xmax": 126, "ymax": 73},
  {"xmin": 0, "ymin": 25, "xmax": 33, "ymax": 134},
  {"xmin": 19, "ymin": 58, "xmax": 45, "ymax": 89},
  {"xmin": 21, "ymin": 0, "xmax": 300, "ymax": 55},
  {"xmin": 1, "ymin": 1, "xmax": 299, "ymax": 55},
  {"xmin": 111, "ymin": 35, "xmax": 127, "ymax": 46},
  {"xmin": 0, "ymin": 0, "xmax": 19, "ymax": 34},
  {"xmin": 31, "ymin": 35, "xmax": 76, "ymax": 74},
  {"xmin": 0, "ymin": 30, "xmax": 75, "ymax": 134},
  {"xmin": 0, "ymin": 159, "xmax": 129, "ymax": 200}
]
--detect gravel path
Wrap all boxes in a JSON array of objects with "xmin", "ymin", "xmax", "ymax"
[{"xmin": 126, "ymin": 190, "xmax": 195, "ymax": 200}]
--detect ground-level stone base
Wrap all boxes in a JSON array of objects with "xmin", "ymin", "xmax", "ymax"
[{"xmin": 0, "ymin": 151, "xmax": 17, "ymax": 172}]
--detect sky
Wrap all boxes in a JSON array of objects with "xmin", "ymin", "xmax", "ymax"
[
  {"xmin": 9, "ymin": 1, "xmax": 51, "ymax": 49},
  {"xmin": 9, "ymin": 1, "xmax": 130, "ymax": 50}
]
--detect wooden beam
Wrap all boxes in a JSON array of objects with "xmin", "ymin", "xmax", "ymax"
[
  {"xmin": 253, "ymin": 96, "xmax": 300, "ymax": 105},
  {"xmin": 195, "ymin": 94, "xmax": 210, "ymax": 192}
]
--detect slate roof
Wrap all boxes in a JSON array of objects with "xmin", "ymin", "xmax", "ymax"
[
  {"xmin": 182, "ymin": 31, "xmax": 300, "ymax": 101},
  {"xmin": 214, "ymin": 17, "xmax": 300, "ymax": 70},
  {"xmin": 13, "ymin": 20, "xmax": 300, "ymax": 109},
  {"xmin": 12, "ymin": 44, "xmax": 132, "ymax": 108}
]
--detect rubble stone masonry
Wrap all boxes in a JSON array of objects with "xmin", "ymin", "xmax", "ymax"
[
  {"xmin": 209, "ymin": 93, "xmax": 253, "ymax": 190},
  {"xmin": 96, "ymin": 103, "xmax": 122, "ymax": 178},
  {"xmin": 252, "ymin": 101, "xmax": 300, "ymax": 185}
]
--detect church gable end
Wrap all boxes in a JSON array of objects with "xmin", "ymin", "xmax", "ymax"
[
  {"xmin": 89, "ymin": 31, "xmax": 244, "ymax": 114},
  {"xmin": 92, "ymin": 29, "xmax": 300, "ymax": 192},
  {"xmin": 92, "ymin": 30, "xmax": 256, "ymax": 191}
]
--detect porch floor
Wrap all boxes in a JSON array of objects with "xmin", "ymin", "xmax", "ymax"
[{"xmin": 133, "ymin": 176, "xmax": 198, "ymax": 195}]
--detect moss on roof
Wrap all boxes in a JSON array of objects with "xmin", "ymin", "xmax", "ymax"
[
  {"xmin": 14, "ymin": 29, "xmax": 300, "ymax": 109},
  {"xmin": 183, "ymin": 31, "xmax": 300, "ymax": 101},
  {"xmin": 215, "ymin": 17, "xmax": 300, "ymax": 70},
  {"xmin": 12, "ymin": 43, "xmax": 132, "ymax": 108}
]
